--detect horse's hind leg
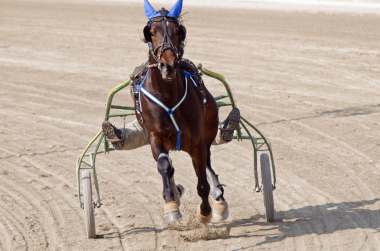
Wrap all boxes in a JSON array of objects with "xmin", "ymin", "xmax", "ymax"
[
  {"xmin": 150, "ymin": 138, "xmax": 182, "ymax": 224},
  {"xmin": 191, "ymin": 147, "xmax": 212, "ymax": 224},
  {"xmin": 206, "ymin": 148, "xmax": 229, "ymax": 222}
]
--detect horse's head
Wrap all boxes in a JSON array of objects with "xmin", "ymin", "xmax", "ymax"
[{"xmin": 143, "ymin": 0, "xmax": 186, "ymax": 81}]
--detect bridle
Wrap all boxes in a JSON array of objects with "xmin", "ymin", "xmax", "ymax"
[{"xmin": 145, "ymin": 16, "xmax": 183, "ymax": 68}]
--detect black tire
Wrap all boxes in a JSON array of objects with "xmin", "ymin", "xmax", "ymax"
[
  {"xmin": 81, "ymin": 170, "xmax": 96, "ymax": 238},
  {"xmin": 260, "ymin": 153, "xmax": 275, "ymax": 222}
]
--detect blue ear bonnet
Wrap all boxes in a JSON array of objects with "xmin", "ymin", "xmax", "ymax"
[{"xmin": 144, "ymin": 0, "xmax": 183, "ymax": 20}]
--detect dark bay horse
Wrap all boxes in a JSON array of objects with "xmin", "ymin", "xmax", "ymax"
[{"xmin": 136, "ymin": 0, "xmax": 228, "ymax": 224}]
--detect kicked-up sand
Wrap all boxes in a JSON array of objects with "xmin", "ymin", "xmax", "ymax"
[{"xmin": 0, "ymin": 0, "xmax": 380, "ymax": 250}]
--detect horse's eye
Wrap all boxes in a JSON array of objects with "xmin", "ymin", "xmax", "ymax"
[{"xmin": 150, "ymin": 27, "xmax": 157, "ymax": 35}]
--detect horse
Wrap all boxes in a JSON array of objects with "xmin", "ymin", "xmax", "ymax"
[{"xmin": 135, "ymin": 0, "xmax": 228, "ymax": 224}]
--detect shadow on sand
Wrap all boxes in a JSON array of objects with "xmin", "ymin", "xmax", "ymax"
[
  {"xmin": 97, "ymin": 199, "xmax": 380, "ymax": 244},
  {"xmin": 230, "ymin": 198, "xmax": 380, "ymax": 247}
]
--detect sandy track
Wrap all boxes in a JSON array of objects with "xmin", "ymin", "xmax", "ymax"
[{"xmin": 0, "ymin": 0, "xmax": 379, "ymax": 250}]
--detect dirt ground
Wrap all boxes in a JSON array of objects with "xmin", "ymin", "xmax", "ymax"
[{"xmin": 0, "ymin": 0, "xmax": 380, "ymax": 250}]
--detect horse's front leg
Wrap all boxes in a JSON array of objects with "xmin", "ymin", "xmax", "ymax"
[
  {"xmin": 206, "ymin": 147, "xmax": 229, "ymax": 222},
  {"xmin": 150, "ymin": 135, "xmax": 182, "ymax": 224},
  {"xmin": 191, "ymin": 146, "xmax": 212, "ymax": 224}
]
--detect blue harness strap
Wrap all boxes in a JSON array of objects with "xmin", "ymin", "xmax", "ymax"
[{"xmin": 139, "ymin": 70, "xmax": 196, "ymax": 150}]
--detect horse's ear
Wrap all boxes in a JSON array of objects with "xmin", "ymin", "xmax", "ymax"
[
  {"xmin": 178, "ymin": 25, "xmax": 186, "ymax": 42},
  {"xmin": 143, "ymin": 25, "xmax": 152, "ymax": 43},
  {"xmin": 144, "ymin": 0, "xmax": 158, "ymax": 20},
  {"xmin": 168, "ymin": 0, "xmax": 183, "ymax": 18}
]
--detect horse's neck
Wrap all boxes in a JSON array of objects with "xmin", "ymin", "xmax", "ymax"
[{"xmin": 147, "ymin": 68, "xmax": 184, "ymax": 105}]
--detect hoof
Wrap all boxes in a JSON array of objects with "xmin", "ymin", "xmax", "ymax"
[
  {"xmin": 197, "ymin": 206, "xmax": 212, "ymax": 224},
  {"xmin": 164, "ymin": 201, "xmax": 182, "ymax": 224},
  {"xmin": 211, "ymin": 199, "xmax": 229, "ymax": 222}
]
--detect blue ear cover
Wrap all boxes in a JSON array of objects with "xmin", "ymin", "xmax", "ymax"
[
  {"xmin": 168, "ymin": 0, "xmax": 183, "ymax": 18},
  {"xmin": 144, "ymin": 0, "xmax": 160, "ymax": 20}
]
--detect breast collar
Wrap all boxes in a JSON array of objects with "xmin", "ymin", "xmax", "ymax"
[{"xmin": 137, "ymin": 70, "xmax": 197, "ymax": 151}]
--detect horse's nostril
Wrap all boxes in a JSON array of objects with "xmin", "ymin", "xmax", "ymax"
[
  {"xmin": 167, "ymin": 64, "xmax": 174, "ymax": 71},
  {"xmin": 161, "ymin": 63, "xmax": 174, "ymax": 72},
  {"xmin": 160, "ymin": 63, "xmax": 177, "ymax": 80},
  {"xmin": 160, "ymin": 49, "xmax": 177, "ymax": 67}
]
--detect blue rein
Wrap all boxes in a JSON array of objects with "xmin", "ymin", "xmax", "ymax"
[{"xmin": 139, "ymin": 70, "xmax": 196, "ymax": 151}]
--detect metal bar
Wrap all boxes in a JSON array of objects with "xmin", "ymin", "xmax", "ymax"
[
  {"xmin": 256, "ymin": 143, "xmax": 266, "ymax": 150},
  {"xmin": 268, "ymin": 141, "xmax": 277, "ymax": 189},
  {"xmin": 92, "ymin": 134, "xmax": 105, "ymax": 206},
  {"xmin": 76, "ymin": 80, "xmax": 131, "ymax": 208},
  {"xmin": 103, "ymin": 80, "xmax": 131, "ymax": 153},
  {"xmin": 233, "ymin": 135, "xmax": 252, "ymax": 140},
  {"xmin": 214, "ymin": 95, "xmax": 229, "ymax": 101},
  {"xmin": 216, "ymin": 102, "xmax": 232, "ymax": 108},
  {"xmin": 239, "ymin": 120, "xmax": 260, "ymax": 192},
  {"xmin": 198, "ymin": 64, "xmax": 242, "ymax": 140},
  {"xmin": 76, "ymin": 161, "xmax": 83, "ymax": 208},
  {"xmin": 76, "ymin": 130, "xmax": 103, "ymax": 206},
  {"xmin": 197, "ymin": 64, "xmax": 276, "ymax": 189},
  {"xmin": 108, "ymin": 113, "xmax": 135, "ymax": 118},
  {"xmin": 241, "ymin": 116, "xmax": 277, "ymax": 189},
  {"xmin": 198, "ymin": 64, "xmax": 236, "ymax": 107},
  {"xmin": 110, "ymin": 105, "xmax": 135, "ymax": 110},
  {"xmin": 77, "ymin": 131, "xmax": 102, "ymax": 166},
  {"xmin": 91, "ymin": 149, "xmax": 115, "ymax": 155},
  {"xmin": 104, "ymin": 80, "xmax": 131, "ymax": 121},
  {"xmin": 81, "ymin": 161, "xmax": 92, "ymax": 168}
]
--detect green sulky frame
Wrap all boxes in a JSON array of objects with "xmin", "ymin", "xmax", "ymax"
[{"xmin": 76, "ymin": 64, "xmax": 277, "ymax": 209}]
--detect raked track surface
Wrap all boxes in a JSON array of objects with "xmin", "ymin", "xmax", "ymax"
[{"xmin": 0, "ymin": 0, "xmax": 379, "ymax": 250}]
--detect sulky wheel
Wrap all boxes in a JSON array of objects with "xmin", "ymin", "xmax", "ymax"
[
  {"xmin": 81, "ymin": 170, "xmax": 96, "ymax": 238},
  {"xmin": 260, "ymin": 153, "xmax": 275, "ymax": 222}
]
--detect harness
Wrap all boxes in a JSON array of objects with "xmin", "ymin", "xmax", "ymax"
[
  {"xmin": 138, "ymin": 70, "xmax": 197, "ymax": 151},
  {"xmin": 137, "ymin": 10, "xmax": 198, "ymax": 151}
]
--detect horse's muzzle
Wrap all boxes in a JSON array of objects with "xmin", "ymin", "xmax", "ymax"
[{"xmin": 160, "ymin": 62, "xmax": 177, "ymax": 81}]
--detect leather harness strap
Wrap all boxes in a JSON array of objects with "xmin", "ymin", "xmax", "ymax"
[{"xmin": 138, "ymin": 70, "xmax": 196, "ymax": 151}]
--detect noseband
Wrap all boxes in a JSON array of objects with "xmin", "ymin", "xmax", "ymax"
[{"xmin": 147, "ymin": 17, "xmax": 181, "ymax": 68}]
